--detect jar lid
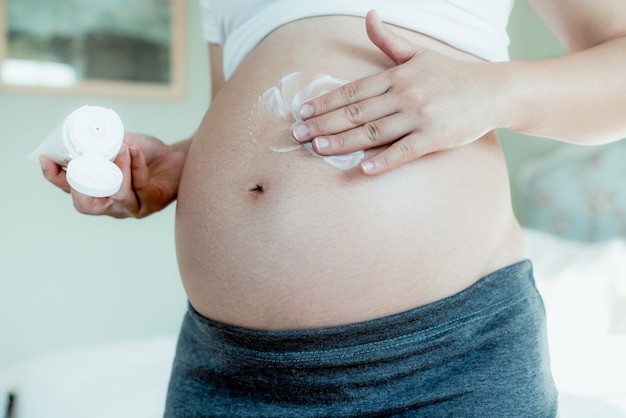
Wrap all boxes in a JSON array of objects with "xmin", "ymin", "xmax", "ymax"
[
  {"xmin": 68, "ymin": 106, "xmax": 124, "ymax": 159},
  {"xmin": 66, "ymin": 154, "xmax": 123, "ymax": 198}
]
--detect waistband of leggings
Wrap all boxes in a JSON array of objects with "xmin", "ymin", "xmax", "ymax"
[{"xmin": 187, "ymin": 259, "xmax": 535, "ymax": 353}]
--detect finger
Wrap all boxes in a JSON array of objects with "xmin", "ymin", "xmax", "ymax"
[
  {"xmin": 293, "ymin": 95, "xmax": 396, "ymax": 142},
  {"xmin": 313, "ymin": 113, "xmax": 411, "ymax": 155},
  {"xmin": 70, "ymin": 145, "xmax": 136, "ymax": 216},
  {"xmin": 112, "ymin": 144, "xmax": 134, "ymax": 195},
  {"xmin": 129, "ymin": 145, "xmax": 150, "ymax": 190},
  {"xmin": 70, "ymin": 188, "xmax": 107, "ymax": 215},
  {"xmin": 366, "ymin": 10, "xmax": 423, "ymax": 65},
  {"xmin": 359, "ymin": 133, "xmax": 432, "ymax": 175},
  {"xmin": 39, "ymin": 155, "xmax": 71, "ymax": 193},
  {"xmin": 128, "ymin": 145, "xmax": 156, "ymax": 217},
  {"xmin": 111, "ymin": 144, "xmax": 140, "ymax": 212},
  {"xmin": 70, "ymin": 189, "xmax": 132, "ymax": 218},
  {"xmin": 298, "ymin": 72, "xmax": 390, "ymax": 123}
]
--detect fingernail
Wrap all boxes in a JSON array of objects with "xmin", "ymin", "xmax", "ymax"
[
  {"xmin": 299, "ymin": 104, "xmax": 314, "ymax": 119},
  {"xmin": 38, "ymin": 156, "xmax": 46, "ymax": 172},
  {"xmin": 314, "ymin": 137, "xmax": 329, "ymax": 150},
  {"xmin": 292, "ymin": 124, "xmax": 309, "ymax": 141},
  {"xmin": 361, "ymin": 161, "xmax": 376, "ymax": 174}
]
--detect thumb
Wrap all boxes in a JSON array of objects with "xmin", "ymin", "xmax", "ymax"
[{"xmin": 366, "ymin": 10, "xmax": 423, "ymax": 65}]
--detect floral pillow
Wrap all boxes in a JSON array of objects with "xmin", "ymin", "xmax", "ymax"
[{"xmin": 519, "ymin": 141, "xmax": 626, "ymax": 242}]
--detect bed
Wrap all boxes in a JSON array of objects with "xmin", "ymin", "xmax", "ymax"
[
  {"xmin": 519, "ymin": 141, "xmax": 626, "ymax": 417},
  {"xmin": 2, "ymin": 144, "xmax": 626, "ymax": 417}
]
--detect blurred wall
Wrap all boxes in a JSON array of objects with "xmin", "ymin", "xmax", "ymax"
[
  {"xmin": 0, "ymin": 0, "xmax": 572, "ymax": 371},
  {"xmin": 0, "ymin": 0, "xmax": 209, "ymax": 371}
]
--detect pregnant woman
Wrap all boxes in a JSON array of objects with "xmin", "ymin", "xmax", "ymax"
[{"xmin": 40, "ymin": 1, "xmax": 626, "ymax": 416}]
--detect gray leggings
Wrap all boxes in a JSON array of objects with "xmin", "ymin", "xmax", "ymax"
[{"xmin": 165, "ymin": 260, "xmax": 558, "ymax": 417}]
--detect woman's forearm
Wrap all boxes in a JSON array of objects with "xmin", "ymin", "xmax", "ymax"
[{"xmin": 502, "ymin": 36, "xmax": 626, "ymax": 145}]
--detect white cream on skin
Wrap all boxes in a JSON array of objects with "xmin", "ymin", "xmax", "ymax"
[{"xmin": 248, "ymin": 72, "xmax": 365, "ymax": 170}]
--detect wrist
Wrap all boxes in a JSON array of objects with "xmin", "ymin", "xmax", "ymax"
[
  {"xmin": 172, "ymin": 137, "xmax": 192, "ymax": 155},
  {"xmin": 485, "ymin": 60, "xmax": 533, "ymax": 133}
]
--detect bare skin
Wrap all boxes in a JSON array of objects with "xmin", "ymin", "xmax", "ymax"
[
  {"xmin": 174, "ymin": 17, "xmax": 524, "ymax": 330},
  {"xmin": 294, "ymin": 7, "xmax": 626, "ymax": 175}
]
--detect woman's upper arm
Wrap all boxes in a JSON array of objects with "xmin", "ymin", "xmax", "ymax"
[
  {"xmin": 528, "ymin": 0, "xmax": 626, "ymax": 52},
  {"xmin": 209, "ymin": 43, "xmax": 225, "ymax": 99}
]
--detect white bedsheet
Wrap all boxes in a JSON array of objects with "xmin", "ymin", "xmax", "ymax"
[
  {"xmin": 0, "ymin": 338, "xmax": 176, "ymax": 418},
  {"xmin": 1, "ymin": 229, "xmax": 625, "ymax": 417},
  {"xmin": 525, "ymin": 229, "xmax": 626, "ymax": 417}
]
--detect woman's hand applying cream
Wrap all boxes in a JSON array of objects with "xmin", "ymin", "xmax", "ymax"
[{"xmin": 292, "ymin": 10, "xmax": 506, "ymax": 175}]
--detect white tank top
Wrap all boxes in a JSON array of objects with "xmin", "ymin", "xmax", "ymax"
[{"xmin": 199, "ymin": 0, "xmax": 514, "ymax": 79}]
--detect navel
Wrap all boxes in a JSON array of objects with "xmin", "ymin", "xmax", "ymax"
[{"xmin": 248, "ymin": 182, "xmax": 265, "ymax": 197}]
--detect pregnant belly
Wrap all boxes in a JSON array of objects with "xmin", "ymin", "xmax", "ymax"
[
  {"xmin": 176, "ymin": 119, "xmax": 520, "ymax": 329},
  {"xmin": 174, "ymin": 19, "xmax": 524, "ymax": 330}
]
